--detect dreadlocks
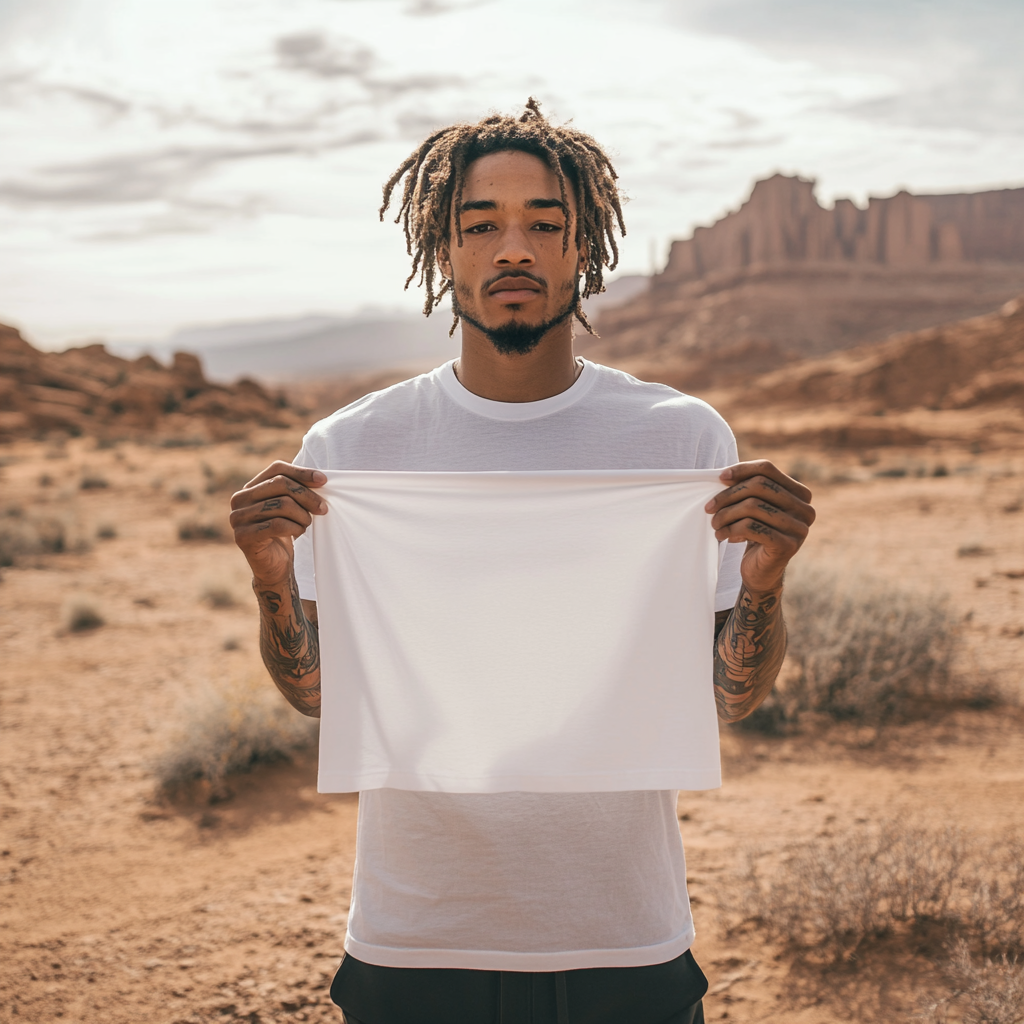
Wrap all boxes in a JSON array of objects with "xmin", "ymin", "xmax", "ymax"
[{"xmin": 379, "ymin": 97, "xmax": 626, "ymax": 337}]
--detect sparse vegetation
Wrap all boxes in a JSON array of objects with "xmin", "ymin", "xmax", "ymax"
[
  {"xmin": 63, "ymin": 596, "xmax": 105, "ymax": 632},
  {"xmin": 739, "ymin": 563, "xmax": 969, "ymax": 733},
  {"xmin": 177, "ymin": 517, "xmax": 227, "ymax": 542},
  {"xmin": 0, "ymin": 505, "xmax": 73, "ymax": 565},
  {"xmin": 154, "ymin": 675, "xmax": 318, "ymax": 796},
  {"xmin": 96, "ymin": 523, "xmax": 118, "ymax": 540},
  {"xmin": 923, "ymin": 941, "xmax": 1024, "ymax": 1024},
  {"xmin": 202, "ymin": 464, "xmax": 253, "ymax": 495},
  {"xmin": 723, "ymin": 822, "xmax": 1024, "ymax": 963},
  {"xmin": 202, "ymin": 582, "xmax": 236, "ymax": 608},
  {"xmin": 79, "ymin": 473, "xmax": 109, "ymax": 490}
]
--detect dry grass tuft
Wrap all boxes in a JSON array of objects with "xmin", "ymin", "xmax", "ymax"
[
  {"xmin": 63, "ymin": 597, "xmax": 105, "ymax": 632},
  {"xmin": 929, "ymin": 941, "xmax": 1024, "ymax": 1024},
  {"xmin": 202, "ymin": 582, "xmax": 236, "ymax": 608},
  {"xmin": 202, "ymin": 465, "xmax": 254, "ymax": 495},
  {"xmin": 723, "ymin": 822, "xmax": 1024, "ymax": 963},
  {"xmin": 740, "ymin": 563, "xmax": 974, "ymax": 733},
  {"xmin": 0, "ymin": 504, "xmax": 92, "ymax": 565},
  {"xmin": 177, "ymin": 517, "xmax": 227, "ymax": 542},
  {"xmin": 154, "ymin": 675, "xmax": 318, "ymax": 796}
]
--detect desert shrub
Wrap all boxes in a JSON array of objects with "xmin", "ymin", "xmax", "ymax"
[
  {"xmin": 739, "ymin": 563, "xmax": 965, "ymax": 732},
  {"xmin": 202, "ymin": 582, "xmax": 236, "ymax": 608},
  {"xmin": 922, "ymin": 941, "xmax": 1024, "ymax": 1024},
  {"xmin": 79, "ymin": 473, "xmax": 109, "ymax": 490},
  {"xmin": 0, "ymin": 506, "xmax": 68, "ymax": 565},
  {"xmin": 63, "ymin": 597, "xmax": 105, "ymax": 632},
  {"xmin": 203, "ymin": 465, "xmax": 254, "ymax": 495},
  {"xmin": 154, "ymin": 675, "xmax": 317, "ymax": 795},
  {"xmin": 177, "ymin": 518, "xmax": 227, "ymax": 542},
  {"xmin": 723, "ymin": 822, "xmax": 1024, "ymax": 962},
  {"xmin": 96, "ymin": 523, "xmax": 118, "ymax": 540}
]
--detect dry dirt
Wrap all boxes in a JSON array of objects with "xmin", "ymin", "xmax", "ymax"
[{"xmin": 1, "ymin": 431, "xmax": 1022, "ymax": 1024}]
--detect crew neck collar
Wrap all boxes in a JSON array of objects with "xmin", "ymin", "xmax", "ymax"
[{"xmin": 437, "ymin": 358, "xmax": 598, "ymax": 421}]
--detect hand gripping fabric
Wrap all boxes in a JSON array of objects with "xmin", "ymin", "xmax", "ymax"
[{"xmin": 311, "ymin": 470, "xmax": 725, "ymax": 794}]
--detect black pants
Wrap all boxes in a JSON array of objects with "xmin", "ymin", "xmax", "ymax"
[{"xmin": 331, "ymin": 948, "xmax": 708, "ymax": 1024}]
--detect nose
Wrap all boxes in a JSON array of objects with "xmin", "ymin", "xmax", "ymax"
[{"xmin": 493, "ymin": 222, "xmax": 535, "ymax": 268}]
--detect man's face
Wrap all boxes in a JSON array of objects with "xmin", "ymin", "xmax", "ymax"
[{"xmin": 440, "ymin": 149, "xmax": 583, "ymax": 355}]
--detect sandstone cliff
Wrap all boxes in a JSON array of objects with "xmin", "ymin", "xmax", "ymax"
[
  {"xmin": 0, "ymin": 323, "xmax": 292, "ymax": 441},
  {"xmin": 585, "ymin": 175, "xmax": 1024, "ymax": 372}
]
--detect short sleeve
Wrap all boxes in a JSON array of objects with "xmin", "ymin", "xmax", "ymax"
[{"xmin": 292, "ymin": 440, "xmax": 319, "ymax": 602}]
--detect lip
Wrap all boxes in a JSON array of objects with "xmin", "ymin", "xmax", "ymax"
[{"xmin": 488, "ymin": 278, "xmax": 542, "ymax": 303}]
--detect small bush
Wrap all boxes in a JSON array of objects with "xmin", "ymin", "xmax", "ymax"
[
  {"xmin": 923, "ymin": 941, "xmax": 1024, "ymax": 1024},
  {"xmin": 172, "ymin": 487, "xmax": 193, "ymax": 502},
  {"xmin": 203, "ymin": 465, "xmax": 253, "ymax": 495},
  {"xmin": 723, "ymin": 822, "xmax": 1024, "ymax": 962},
  {"xmin": 154, "ymin": 676, "xmax": 318, "ymax": 795},
  {"xmin": 202, "ymin": 583, "xmax": 236, "ymax": 608},
  {"xmin": 79, "ymin": 474, "xmax": 109, "ymax": 490},
  {"xmin": 178, "ymin": 518, "xmax": 227, "ymax": 542},
  {"xmin": 0, "ymin": 507, "xmax": 68, "ymax": 566},
  {"xmin": 740, "ymin": 564, "xmax": 966, "ymax": 732},
  {"xmin": 63, "ymin": 597, "xmax": 105, "ymax": 632},
  {"xmin": 96, "ymin": 523, "xmax": 118, "ymax": 540}
]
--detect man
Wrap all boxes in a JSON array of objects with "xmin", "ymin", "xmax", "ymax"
[{"xmin": 231, "ymin": 99, "xmax": 814, "ymax": 1024}]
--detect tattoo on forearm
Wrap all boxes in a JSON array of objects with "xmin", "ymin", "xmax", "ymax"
[
  {"xmin": 713, "ymin": 584, "xmax": 787, "ymax": 723},
  {"xmin": 255, "ymin": 574, "xmax": 321, "ymax": 717}
]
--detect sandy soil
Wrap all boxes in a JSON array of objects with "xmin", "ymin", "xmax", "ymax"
[{"xmin": 1, "ymin": 432, "xmax": 1022, "ymax": 1024}]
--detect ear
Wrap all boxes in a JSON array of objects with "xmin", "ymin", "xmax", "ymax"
[{"xmin": 437, "ymin": 244, "xmax": 452, "ymax": 280}]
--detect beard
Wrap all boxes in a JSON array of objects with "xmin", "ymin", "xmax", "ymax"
[{"xmin": 451, "ymin": 278, "xmax": 580, "ymax": 356}]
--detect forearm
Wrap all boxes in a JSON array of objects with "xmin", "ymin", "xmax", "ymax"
[
  {"xmin": 713, "ymin": 583, "xmax": 787, "ymax": 723},
  {"xmin": 253, "ymin": 573, "xmax": 322, "ymax": 718}
]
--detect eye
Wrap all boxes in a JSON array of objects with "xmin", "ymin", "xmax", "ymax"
[
  {"xmin": 532, "ymin": 222, "xmax": 562, "ymax": 232},
  {"xmin": 464, "ymin": 223, "xmax": 495, "ymax": 234}
]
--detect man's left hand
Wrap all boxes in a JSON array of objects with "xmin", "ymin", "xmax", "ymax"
[{"xmin": 705, "ymin": 460, "xmax": 816, "ymax": 592}]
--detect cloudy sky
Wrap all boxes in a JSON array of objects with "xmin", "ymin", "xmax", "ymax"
[{"xmin": 1, "ymin": 0, "xmax": 1023, "ymax": 347}]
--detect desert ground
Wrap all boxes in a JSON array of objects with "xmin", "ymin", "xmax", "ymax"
[{"xmin": 1, "ymin": 425, "xmax": 1022, "ymax": 1024}]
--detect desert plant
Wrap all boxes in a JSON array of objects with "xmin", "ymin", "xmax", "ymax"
[
  {"xmin": 177, "ymin": 518, "xmax": 227, "ymax": 542},
  {"xmin": 202, "ymin": 582, "xmax": 236, "ymax": 608},
  {"xmin": 922, "ymin": 941, "xmax": 1024, "ymax": 1024},
  {"xmin": 202, "ymin": 464, "xmax": 254, "ymax": 494},
  {"xmin": 0, "ymin": 506, "xmax": 68, "ymax": 565},
  {"xmin": 154, "ymin": 675, "xmax": 318, "ymax": 795},
  {"xmin": 96, "ymin": 523, "xmax": 118, "ymax": 540},
  {"xmin": 739, "ymin": 563, "xmax": 966, "ymax": 732},
  {"xmin": 63, "ymin": 597, "xmax": 104, "ymax": 632},
  {"xmin": 723, "ymin": 822, "xmax": 1024, "ymax": 963},
  {"xmin": 79, "ymin": 473, "xmax": 109, "ymax": 490}
]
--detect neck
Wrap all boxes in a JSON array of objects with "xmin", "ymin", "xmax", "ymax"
[{"xmin": 454, "ymin": 319, "xmax": 579, "ymax": 403}]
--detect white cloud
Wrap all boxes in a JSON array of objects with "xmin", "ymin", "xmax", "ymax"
[{"xmin": 0, "ymin": 0, "xmax": 1022, "ymax": 344}]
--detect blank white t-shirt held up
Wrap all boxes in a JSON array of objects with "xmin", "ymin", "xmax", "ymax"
[{"xmin": 292, "ymin": 358, "xmax": 744, "ymax": 972}]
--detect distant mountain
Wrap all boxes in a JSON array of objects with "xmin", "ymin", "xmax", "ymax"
[
  {"xmin": 108, "ymin": 276, "xmax": 650, "ymax": 384},
  {"xmin": 585, "ymin": 175, "xmax": 1024, "ymax": 376}
]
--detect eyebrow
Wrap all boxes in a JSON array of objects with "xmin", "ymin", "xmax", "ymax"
[{"xmin": 459, "ymin": 198, "xmax": 568, "ymax": 214}]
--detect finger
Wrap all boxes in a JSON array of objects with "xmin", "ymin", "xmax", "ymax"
[
  {"xmin": 710, "ymin": 497, "xmax": 810, "ymax": 539},
  {"xmin": 233, "ymin": 517, "xmax": 307, "ymax": 542},
  {"xmin": 244, "ymin": 461, "xmax": 327, "ymax": 491},
  {"xmin": 706, "ymin": 475, "xmax": 815, "ymax": 525},
  {"xmin": 717, "ymin": 460, "xmax": 812, "ymax": 504},
  {"xmin": 714, "ymin": 517, "xmax": 802, "ymax": 557},
  {"xmin": 231, "ymin": 474, "xmax": 328, "ymax": 513},
  {"xmin": 230, "ymin": 494, "xmax": 313, "ymax": 530}
]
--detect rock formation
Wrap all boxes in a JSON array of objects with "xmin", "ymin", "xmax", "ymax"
[
  {"xmin": 585, "ymin": 175, "xmax": 1024, "ymax": 374},
  {"xmin": 0, "ymin": 323, "xmax": 291, "ymax": 441}
]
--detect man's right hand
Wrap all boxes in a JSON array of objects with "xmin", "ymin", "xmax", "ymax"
[{"xmin": 230, "ymin": 462, "xmax": 328, "ymax": 584}]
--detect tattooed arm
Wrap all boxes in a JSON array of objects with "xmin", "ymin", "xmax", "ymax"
[
  {"xmin": 230, "ymin": 461, "xmax": 329, "ymax": 717},
  {"xmin": 254, "ymin": 577, "xmax": 322, "ymax": 718},
  {"xmin": 706, "ymin": 461, "xmax": 815, "ymax": 723}
]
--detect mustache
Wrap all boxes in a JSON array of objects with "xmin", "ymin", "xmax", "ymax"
[{"xmin": 481, "ymin": 270, "xmax": 547, "ymax": 292}]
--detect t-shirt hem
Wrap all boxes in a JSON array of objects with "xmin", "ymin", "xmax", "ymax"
[
  {"xmin": 343, "ymin": 925, "xmax": 696, "ymax": 972},
  {"xmin": 318, "ymin": 769, "xmax": 722, "ymax": 794}
]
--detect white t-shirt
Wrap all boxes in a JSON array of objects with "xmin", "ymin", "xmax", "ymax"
[{"xmin": 292, "ymin": 358, "xmax": 744, "ymax": 972}]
